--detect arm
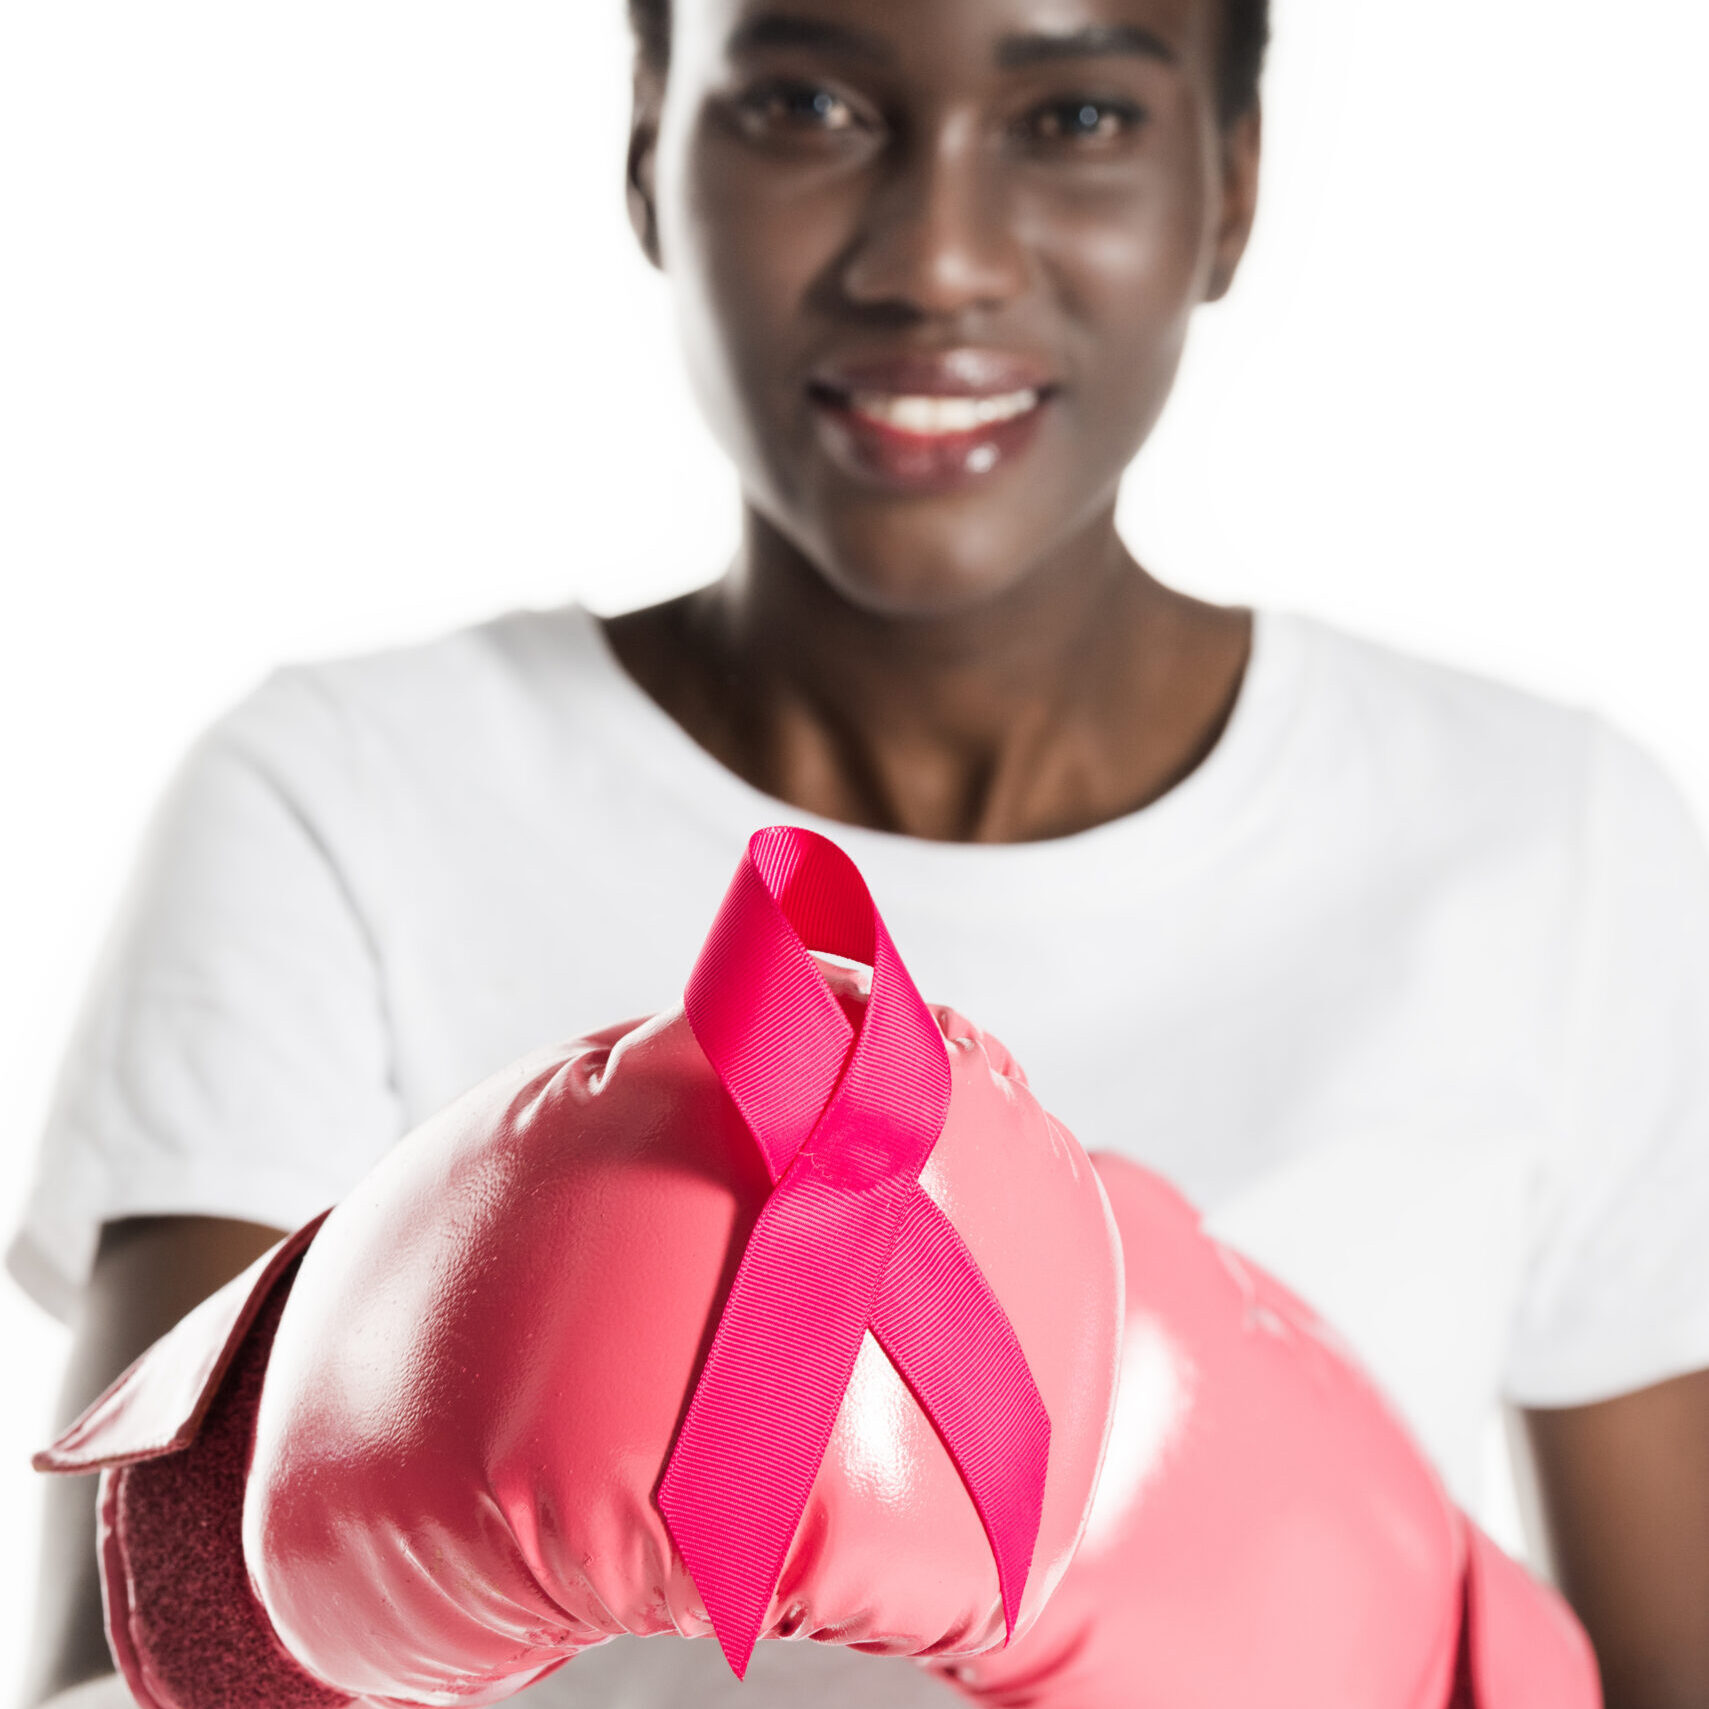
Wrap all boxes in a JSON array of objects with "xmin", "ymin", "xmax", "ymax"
[
  {"xmin": 18, "ymin": 1215, "xmax": 287, "ymax": 1709},
  {"xmin": 1525, "ymin": 1371, "xmax": 1709, "ymax": 1709}
]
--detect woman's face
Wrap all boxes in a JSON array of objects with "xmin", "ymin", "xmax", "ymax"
[{"xmin": 632, "ymin": 0, "xmax": 1259, "ymax": 617}]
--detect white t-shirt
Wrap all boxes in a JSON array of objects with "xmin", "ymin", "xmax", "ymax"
[{"xmin": 12, "ymin": 604, "xmax": 1709, "ymax": 1703}]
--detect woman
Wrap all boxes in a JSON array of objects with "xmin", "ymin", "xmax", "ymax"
[{"xmin": 16, "ymin": 0, "xmax": 1709, "ymax": 1704}]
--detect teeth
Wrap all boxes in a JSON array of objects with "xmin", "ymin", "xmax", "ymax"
[{"xmin": 847, "ymin": 389, "xmax": 1040, "ymax": 435}]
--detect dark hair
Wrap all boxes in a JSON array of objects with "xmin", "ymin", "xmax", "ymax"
[{"xmin": 627, "ymin": 0, "xmax": 1269, "ymax": 125}]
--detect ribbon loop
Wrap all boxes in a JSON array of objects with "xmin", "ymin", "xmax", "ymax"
[{"xmin": 660, "ymin": 828, "xmax": 1051, "ymax": 1676}]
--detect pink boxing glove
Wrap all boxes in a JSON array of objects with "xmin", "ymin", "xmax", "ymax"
[
  {"xmin": 38, "ymin": 827, "xmax": 1123, "ymax": 1709},
  {"xmin": 923, "ymin": 1155, "xmax": 1601, "ymax": 1709}
]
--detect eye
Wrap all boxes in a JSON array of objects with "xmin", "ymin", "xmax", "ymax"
[
  {"xmin": 1020, "ymin": 95, "xmax": 1149, "ymax": 148},
  {"xmin": 735, "ymin": 78, "xmax": 863, "ymax": 138}
]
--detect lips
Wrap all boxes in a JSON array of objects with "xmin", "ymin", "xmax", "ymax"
[{"xmin": 807, "ymin": 349, "xmax": 1057, "ymax": 495}]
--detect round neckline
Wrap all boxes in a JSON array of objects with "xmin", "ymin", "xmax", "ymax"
[{"xmin": 527, "ymin": 599, "xmax": 1315, "ymax": 906}]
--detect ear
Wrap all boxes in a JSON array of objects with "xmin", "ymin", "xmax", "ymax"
[
  {"xmin": 627, "ymin": 62, "xmax": 666, "ymax": 270},
  {"xmin": 1205, "ymin": 102, "xmax": 1262, "ymax": 304}
]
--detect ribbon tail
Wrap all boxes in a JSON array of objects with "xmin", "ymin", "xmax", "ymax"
[
  {"xmin": 871, "ymin": 1188, "xmax": 1051, "ymax": 1643},
  {"xmin": 658, "ymin": 1172, "xmax": 900, "ymax": 1678}
]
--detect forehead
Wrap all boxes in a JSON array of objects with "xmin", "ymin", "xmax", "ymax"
[{"xmin": 677, "ymin": 0, "xmax": 1217, "ymax": 74}]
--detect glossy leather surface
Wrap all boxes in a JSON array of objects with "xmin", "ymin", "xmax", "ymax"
[
  {"xmin": 41, "ymin": 956, "xmax": 1598, "ymax": 1709},
  {"xmin": 1459, "ymin": 1518, "xmax": 1601, "ymax": 1706},
  {"xmin": 244, "ymin": 962, "xmax": 1123, "ymax": 1704},
  {"xmin": 925, "ymin": 1155, "xmax": 1598, "ymax": 1709}
]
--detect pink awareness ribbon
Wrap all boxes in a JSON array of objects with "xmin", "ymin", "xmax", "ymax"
[{"xmin": 659, "ymin": 826, "xmax": 1051, "ymax": 1678}]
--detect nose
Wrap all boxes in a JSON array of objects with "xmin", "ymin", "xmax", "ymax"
[{"xmin": 838, "ymin": 111, "xmax": 1029, "ymax": 319}]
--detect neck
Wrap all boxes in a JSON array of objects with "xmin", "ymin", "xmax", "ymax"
[
  {"xmin": 605, "ymin": 508, "xmax": 1251, "ymax": 844},
  {"xmin": 726, "ymin": 507, "xmax": 1140, "ymax": 739}
]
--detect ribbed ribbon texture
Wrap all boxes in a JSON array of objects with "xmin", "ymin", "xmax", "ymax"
[{"xmin": 659, "ymin": 826, "xmax": 1051, "ymax": 1678}]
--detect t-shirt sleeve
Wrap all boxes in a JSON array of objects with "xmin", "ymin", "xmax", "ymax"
[
  {"xmin": 1504, "ymin": 720, "xmax": 1709, "ymax": 1407},
  {"xmin": 5, "ymin": 673, "xmax": 403, "ymax": 1322}
]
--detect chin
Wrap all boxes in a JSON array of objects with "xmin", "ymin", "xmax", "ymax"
[{"xmin": 804, "ymin": 511, "xmax": 1048, "ymax": 623}]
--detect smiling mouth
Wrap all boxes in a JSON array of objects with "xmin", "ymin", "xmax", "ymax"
[
  {"xmin": 840, "ymin": 388, "xmax": 1043, "ymax": 436},
  {"xmin": 806, "ymin": 378, "xmax": 1054, "ymax": 492}
]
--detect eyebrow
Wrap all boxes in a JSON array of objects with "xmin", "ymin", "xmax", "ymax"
[
  {"xmin": 726, "ymin": 14, "xmax": 898, "ymax": 67},
  {"xmin": 995, "ymin": 24, "xmax": 1178, "ymax": 69}
]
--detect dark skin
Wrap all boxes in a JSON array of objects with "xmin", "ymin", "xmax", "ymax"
[
  {"xmin": 22, "ymin": 1, "xmax": 1709, "ymax": 1704},
  {"xmin": 1527, "ymin": 1382, "xmax": 1709, "ymax": 1709}
]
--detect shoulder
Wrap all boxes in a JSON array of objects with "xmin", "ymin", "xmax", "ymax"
[
  {"xmin": 216, "ymin": 603, "xmax": 602, "ymax": 748},
  {"xmin": 1283, "ymin": 614, "xmax": 1592, "ymax": 790},
  {"xmin": 197, "ymin": 604, "xmax": 613, "ymax": 801},
  {"xmin": 1269, "ymin": 614, "xmax": 1709, "ymax": 958},
  {"xmin": 1272, "ymin": 614, "xmax": 1654, "ymax": 856}
]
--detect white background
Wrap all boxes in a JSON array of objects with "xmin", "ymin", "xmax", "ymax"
[{"xmin": 2, "ymin": 0, "xmax": 1705, "ymax": 1693}]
